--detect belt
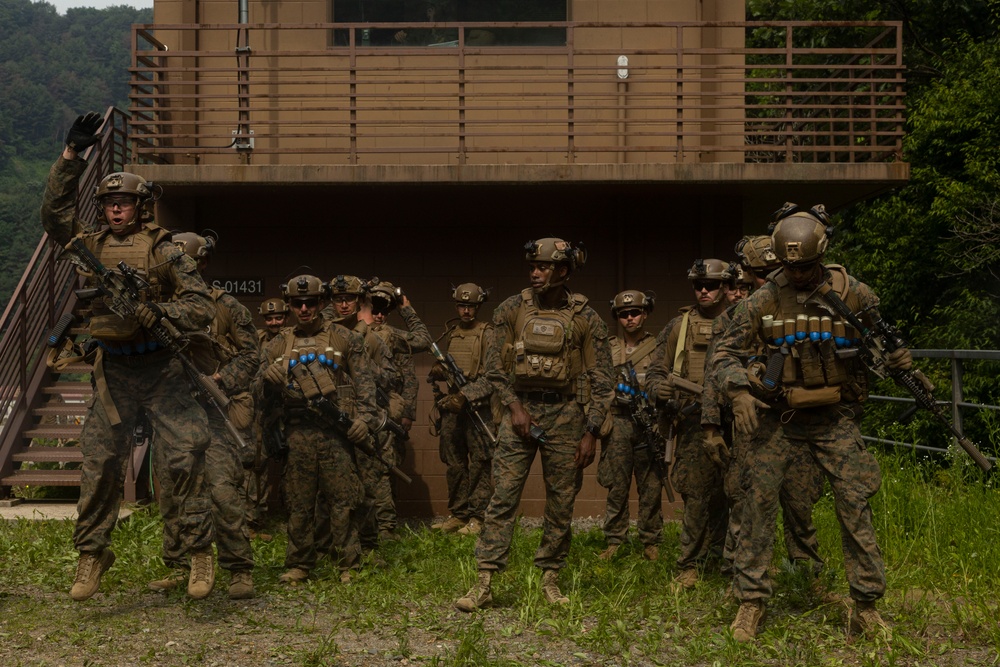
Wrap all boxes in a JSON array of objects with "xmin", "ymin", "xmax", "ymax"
[{"xmin": 516, "ymin": 390, "xmax": 574, "ymax": 404}]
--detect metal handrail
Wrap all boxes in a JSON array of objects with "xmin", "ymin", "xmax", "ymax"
[
  {"xmin": 126, "ymin": 20, "xmax": 904, "ymax": 165},
  {"xmin": 0, "ymin": 109, "xmax": 128, "ymax": 487},
  {"xmin": 864, "ymin": 349, "xmax": 1000, "ymax": 461}
]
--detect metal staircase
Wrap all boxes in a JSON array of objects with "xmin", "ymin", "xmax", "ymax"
[{"xmin": 0, "ymin": 108, "xmax": 148, "ymax": 501}]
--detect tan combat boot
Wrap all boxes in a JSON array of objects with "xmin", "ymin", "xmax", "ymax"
[
  {"xmin": 70, "ymin": 549, "xmax": 116, "ymax": 601},
  {"xmin": 731, "ymin": 600, "xmax": 766, "ymax": 642},
  {"xmin": 432, "ymin": 516, "xmax": 468, "ymax": 533},
  {"xmin": 228, "ymin": 571, "xmax": 255, "ymax": 600},
  {"xmin": 279, "ymin": 567, "xmax": 310, "ymax": 584},
  {"xmin": 674, "ymin": 568, "xmax": 698, "ymax": 589},
  {"xmin": 455, "ymin": 570, "xmax": 493, "ymax": 612},
  {"xmin": 642, "ymin": 545, "xmax": 660, "ymax": 561},
  {"xmin": 597, "ymin": 543, "xmax": 619, "ymax": 560},
  {"xmin": 849, "ymin": 601, "xmax": 892, "ymax": 641},
  {"xmin": 148, "ymin": 570, "xmax": 187, "ymax": 592},
  {"xmin": 457, "ymin": 517, "xmax": 482, "ymax": 535},
  {"xmin": 541, "ymin": 569, "xmax": 569, "ymax": 605},
  {"xmin": 187, "ymin": 550, "xmax": 216, "ymax": 599}
]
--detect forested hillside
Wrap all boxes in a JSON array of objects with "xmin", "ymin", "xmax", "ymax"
[{"xmin": 0, "ymin": 0, "xmax": 151, "ymax": 303}]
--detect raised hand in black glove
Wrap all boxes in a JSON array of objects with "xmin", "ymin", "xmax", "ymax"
[{"xmin": 65, "ymin": 112, "xmax": 104, "ymax": 152}]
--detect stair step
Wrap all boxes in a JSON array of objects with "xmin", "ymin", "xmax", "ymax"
[
  {"xmin": 23, "ymin": 425, "xmax": 84, "ymax": 440},
  {"xmin": 12, "ymin": 447, "xmax": 83, "ymax": 463},
  {"xmin": 51, "ymin": 363, "xmax": 93, "ymax": 375},
  {"xmin": 1, "ymin": 469, "xmax": 82, "ymax": 487},
  {"xmin": 32, "ymin": 405, "xmax": 89, "ymax": 418},
  {"xmin": 42, "ymin": 382, "xmax": 92, "ymax": 395}
]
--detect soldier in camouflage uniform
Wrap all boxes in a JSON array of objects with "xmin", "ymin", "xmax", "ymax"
[
  {"xmin": 258, "ymin": 298, "xmax": 289, "ymax": 345},
  {"xmin": 318, "ymin": 276, "xmax": 400, "ymax": 553},
  {"xmin": 429, "ymin": 283, "xmax": 497, "ymax": 536},
  {"xmin": 369, "ymin": 282, "xmax": 432, "ymax": 536},
  {"xmin": 456, "ymin": 238, "xmax": 614, "ymax": 611},
  {"xmin": 597, "ymin": 290, "xmax": 664, "ymax": 561},
  {"xmin": 709, "ymin": 237, "xmax": 824, "ymax": 578},
  {"xmin": 241, "ymin": 297, "xmax": 290, "ymax": 539},
  {"xmin": 149, "ymin": 232, "xmax": 258, "ymax": 599},
  {"xmin": 257, "ymin": 275, "xmax": 379, "ymax": 583},
  {"xmin": 645, "ymin": 259, "xmax": 732, "ymax": 588},
  {"xmin": 41, "ymin": 112, "xmax": 215, "ymax": 601},
  {"xmin": 713, "ymin": 205, "xmax": 910, "ymax": 641}
]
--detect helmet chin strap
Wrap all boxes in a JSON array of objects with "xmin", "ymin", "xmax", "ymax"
[{"xmin": 531, "ymin": 265, "xmax": 569, "ymax": 294}]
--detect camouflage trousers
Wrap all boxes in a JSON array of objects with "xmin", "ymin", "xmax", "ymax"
[
  {"xmin": 75, "ymin": 355, "xmax": 211, "ymax": 555},
  {"xmin": 597, "ymin": 414, "xmax": 664, "ymax": 546},
  {"xmin": 672, "ymin": 410, "xmax": 728, "ymax": 570},
  {"xmin": 315, "ymin": 434, "xmax": 380, "ymax": 557},
  {"xmin": 476, "ymin": 399, "xmax": 585, "ymax": 572},
  {"xmin": 284, "ymin": 420, "xmax": 364, "ymax": 572},
  {"xmin": 158, "ymin": 408, "xmax": 254, "ymax": 572},
  {"xmin": 439, "ymin": 409, "xmax": 494, "ymax": 522},
  {"xmin": 734, "ymin": 404, "xmax": 885, "ymax": 603},
  {"xmin": 374, "ymin": 432, "xmax": 406, "ymax": 533},
  {"xmin": 723, "ymin": 420, "xmax": 824, "ymax": 573}
]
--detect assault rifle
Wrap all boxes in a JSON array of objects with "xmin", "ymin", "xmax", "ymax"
[
  {"xmin": 617, "ymin": 361, "xmax": 675, "ymax": 502},
  {"xmin": 817, "ymin": 284, "xmax": 993, "ymax": 474},
  {"xmin": 374, "ymin": 386, "xmax": 410, "ymax": 442},
  {"xmin": 289, "ymin": 363, "xmax": 412, "ymax": 483},
  {"xmin": 428, "ymin": 341, "xmax": 498, "ymax": 448},
  {"xmin": 65, "ymin": 238, "xmax": 249, "ymax": 450}
]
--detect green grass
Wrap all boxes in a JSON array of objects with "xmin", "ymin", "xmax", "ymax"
[{"xmin": 1, "ymin": 450, "xmax": 999, "ymax": 666}]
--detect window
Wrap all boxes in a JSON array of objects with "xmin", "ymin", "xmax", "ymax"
[{"xmin": 332, "ymin": 0, "xmax": 568, "ymax": 47}]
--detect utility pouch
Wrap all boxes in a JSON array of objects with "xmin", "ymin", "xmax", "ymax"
[
  {"xmin": 819, "ymin": 338, "xmax": 848, "ymax": 385},
  {"xmin": 795, "ymin": 340, "xmax": 826, "ymax": 387},
  {"xmin": 227, "ymin": 391, "xmax": 254, "ymax": 430},
  {"xmin": 785, "ymin": 385, "xmax": 841, "ymax": 409}
]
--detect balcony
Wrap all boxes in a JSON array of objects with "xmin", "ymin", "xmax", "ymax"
[{"xmin": 128, "ymin": 20, "xmax": 907, "ymax": 201}]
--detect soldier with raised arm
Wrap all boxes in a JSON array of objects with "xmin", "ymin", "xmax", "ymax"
[{"xmin": 40, "ymin": 112, "xmax": 216, "ymax": 601}]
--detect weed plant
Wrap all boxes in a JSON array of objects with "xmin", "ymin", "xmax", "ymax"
[{"xmin": 1, "ymin": 449, "xmax": 999, "ymax": 666}]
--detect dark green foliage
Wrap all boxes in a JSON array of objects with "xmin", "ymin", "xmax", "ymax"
[{"xmin": 0, "ymin": 0, "xmax": 151, "ymax": 308}]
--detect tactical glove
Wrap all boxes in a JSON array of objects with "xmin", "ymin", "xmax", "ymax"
[
  {"xmin": 66, "ymin": 112, "xmax": 104, "ymax": 151},
  {"xmin": 347, "ymin": 418, "xmax": 369, "ymax": 444},
  {"xmin": 731, "ymin": 390, "xmax": 767, "ymax": 437},
  {"xmin": 436, "ymin": 392, "xmax": 467, "ymax": 414},
  {"xmin": 263, "ymin": 361, "xmax": 287, "ymax": 386},
  {"xmin": 427, "ymin": 362, "xmax": 448, "ymax": 383},
  {"xmin": 703, "ymin": 432, "xmax": 730, "ymax": 469},
  {"xmin": 886, "ymin": 347, "xmax": 913, "ymax": 371},
  {"xmin": 655, "ymin": 383, "xmax": 675, "ymax": 403},
  {"xmin": 135, "ymin": 302, "xmax": 165, "ymax": 330}
]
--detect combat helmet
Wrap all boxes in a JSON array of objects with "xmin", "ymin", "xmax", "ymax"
[
  {"xmin": 731, "ymin": 263, "xmax": 754, "ymax": 288},
  {"xmin": 524, "ymin": 237, "xmax": 586, "ymax": 292},
  {"xmin": 524, "ymin": 238, "xmax": 587, "ymax": 270},
  {"xmin": 610, "ymin": 289, "xmax": 655, "ymax": 317},
  {"xmin": 328, "ymin": 275, "xmax": 366, "ymax": 296},
  {"xmin": 280, "ymin": 275, "xmax": 328, "ymax": 301},
  {"xmin": 452, "ymin": 283, "xmax": 489, "ymax": 305},
  {"xmin": 92, "ymin": 172, "xmax": 160, "ymax": 225},
  {"xmin": 259, "ymin": 298, "xmax": 290, "ymax": 316},
  {"xmin": 735, "ymin": 235, "xmax": 781, "ymax": 274},
  {"xmin": 686, "ymin": 259, "xmax": 733, "ymax": 282},
  {"xmin": 770, "ymin": 203, "xmax": 832, "ymax": 266},
  {"xmin": 172, "ymin": 229, "xmax": 218, "ymax": 262},
  {"xmin": 370, "ymin": 281, "xmax": 402, "ymax": 314}
]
